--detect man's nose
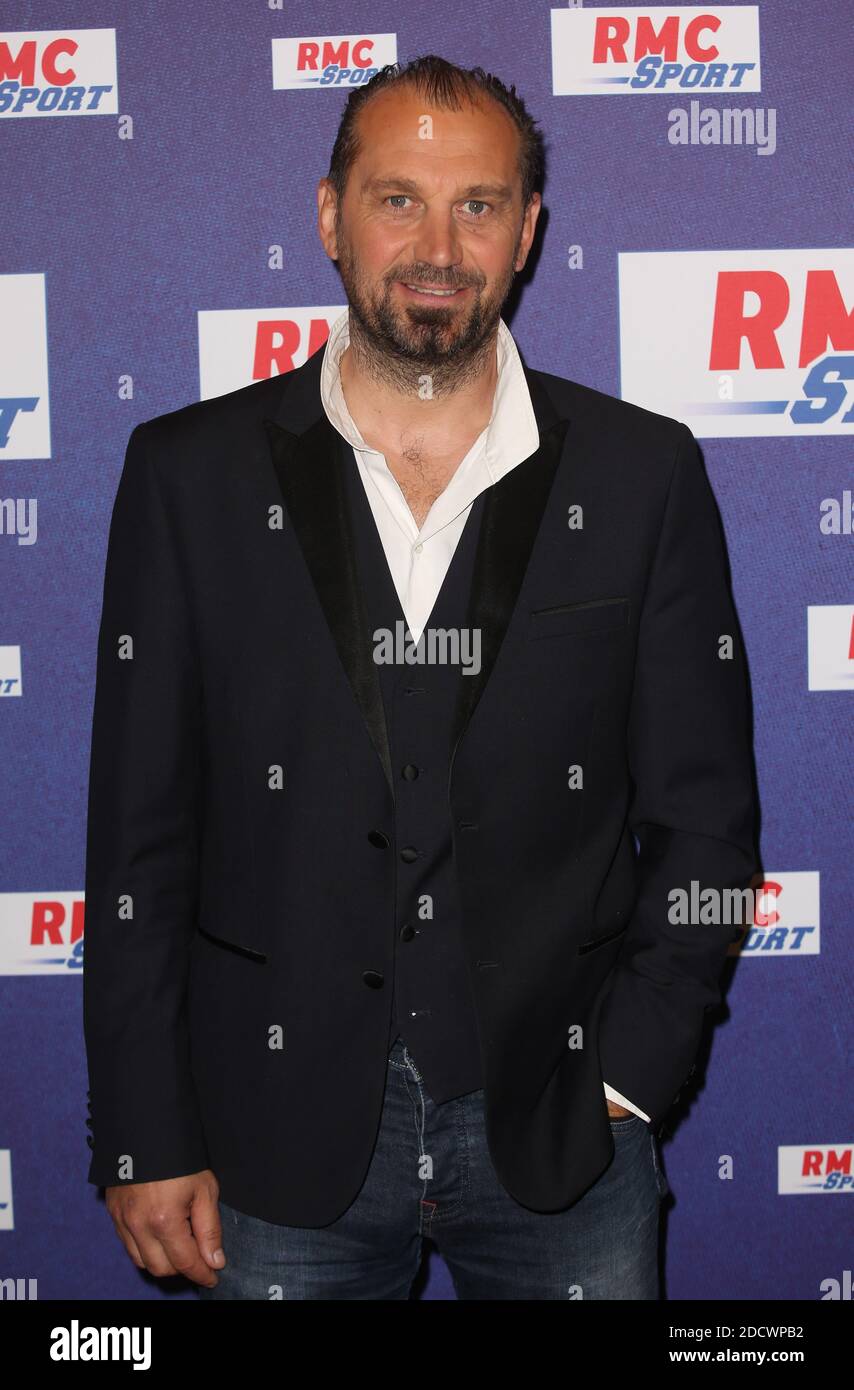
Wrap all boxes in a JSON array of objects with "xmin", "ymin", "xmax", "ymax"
[{"xmin": 410, "ymin": 208, "xmax": 464, "ymax": 271}]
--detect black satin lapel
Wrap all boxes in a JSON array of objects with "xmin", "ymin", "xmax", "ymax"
[
  {"xmin": 451, "ymin": 372, "xmax": 570, "ymax": 759},
  {"xmin": 263, "ymin": 413, "xmax": 394, "ymax": 795}
]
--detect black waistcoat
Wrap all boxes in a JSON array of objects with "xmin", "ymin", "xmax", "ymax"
[{"xmin": 341, "ymin": 455, "xmax": 487, "ymax": 1103}]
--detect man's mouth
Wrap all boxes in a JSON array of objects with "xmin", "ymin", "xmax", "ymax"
[{"xmin": 399, "ymin": 282, "xmax": 469, "ymax": 299}]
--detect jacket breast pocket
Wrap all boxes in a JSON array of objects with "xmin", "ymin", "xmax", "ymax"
[{"xmin": 529, "ymin": 596, "xmax": 630, "ymax": 640}]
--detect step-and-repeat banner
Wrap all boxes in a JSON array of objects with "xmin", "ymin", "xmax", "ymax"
[{"xmin": 1, "ymin": 3, "xmax": 850, "ymax": 1301}]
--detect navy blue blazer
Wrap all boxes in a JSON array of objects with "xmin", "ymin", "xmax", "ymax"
[{"xmin": 83, "ymin": 343, "xmax": 759, "ymax": 1224}]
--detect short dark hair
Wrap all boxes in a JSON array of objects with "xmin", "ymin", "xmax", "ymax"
[{"xmin": 326, "ymin": 54, "xmax": 546, "ymax": 213}]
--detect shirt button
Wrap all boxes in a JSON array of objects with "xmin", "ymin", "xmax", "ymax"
[
  {"xmin": 399, "ymin": 924, "xmax": 416, "ymax": 942},
  {"xmin": 401, "ymin": 763, "xmax": 420, "ymax": 781},
  {"xmin": 367, "ymin": 830, "xmax": 390, "ymax": 849},
  {"xmin": 400, "ymin": 846, "xmax": 419, "ymax": 863},
  {"xmin": 413, "ymin": 542, "xmax": 423, "ymax": 554}
]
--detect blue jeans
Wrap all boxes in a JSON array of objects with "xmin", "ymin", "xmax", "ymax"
[{"xmin": 198, "ymin": 1036, "xmax": 670, "ymax": 1300}]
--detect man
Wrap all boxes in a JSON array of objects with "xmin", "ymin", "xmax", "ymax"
[{"xmin": 84, "ymin": 56, "xmax": 759, "ymax": 1300}]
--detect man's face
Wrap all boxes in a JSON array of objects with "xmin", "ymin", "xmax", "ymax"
[{"xmin": 318, "ymin": 86, "xmax": 541, "ymax": 374}]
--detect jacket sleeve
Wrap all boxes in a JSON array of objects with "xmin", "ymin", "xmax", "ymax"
[
  {"xmin": 83, "ymin": 421, "xmax": 210, "ymax": 1186},
  {"xmin": 596, "ymin": 423, "xmax": 759, "ymax": 1130}
]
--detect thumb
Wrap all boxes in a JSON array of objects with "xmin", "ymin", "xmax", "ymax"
[{"xmin": 190, "ymin": 1182, "xmax": 225, "ymax": 1269}]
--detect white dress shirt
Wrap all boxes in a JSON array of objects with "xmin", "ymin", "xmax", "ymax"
[{"xmin": 319, "ymin": 307, "xmax": 650, "ymax": 1124}]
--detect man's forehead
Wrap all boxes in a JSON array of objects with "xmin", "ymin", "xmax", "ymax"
[
  {"xmin": 357, "ymin": 89, "xmax": 514, "ymax": 146},
  {"xmin": 354, "ymin": 93, "xmax": 520, "ymax": 186}
]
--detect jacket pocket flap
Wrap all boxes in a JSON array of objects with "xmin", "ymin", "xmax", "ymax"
[
  {"xmin": 578, "ymin": 922, "xmax": 630, "ymax": 956},
  {"xmin": 196, "ymin": 922, "xmax": 267, "ymax": 962}
]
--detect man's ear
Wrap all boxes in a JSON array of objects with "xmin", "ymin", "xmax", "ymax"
[
  {"xmin": 515, "ymin": 193, "xmax": 542, "ymax": 273},
  {"xmin": 317, "ymin": 178, "xmax": 340, "ymax": 261}
]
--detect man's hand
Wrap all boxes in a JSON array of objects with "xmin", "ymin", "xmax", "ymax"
[
  {"xmin": 105, "ymin": 1170, "xmax": 225, "ymax": 1287},
  {"xmin": 606, "ymin": 1100, "xmax": 633, "ymax": 1118}
]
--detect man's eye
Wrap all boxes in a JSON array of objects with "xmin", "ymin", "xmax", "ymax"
[{"xmin": 384, "ymin": 196, "xmax": 490, "ymax": 217}]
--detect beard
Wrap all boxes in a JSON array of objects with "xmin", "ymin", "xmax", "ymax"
[{"xmin": 334, "ymin": 217, "xmax": 522, "ymax": 397}]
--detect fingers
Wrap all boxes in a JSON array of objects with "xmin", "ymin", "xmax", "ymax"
[
  {"xmin": 108, "ymin": 1180, "xmax": 220, "ymax": 1287},
  {"xmin": 112, "ymin": 1215, "xmax": 146, "ymax": 1271},
  {"xmin": 154, "ymin": 1208, "xmax": 219, "ymax": 1287},
  {"xmin": 189, "ymin": 1180, "xmax": 225, "ymax": 1270},
  {"xmin": 107, "ymin": 1195, "xmax": 177, "ymax": 1277},
  {"xmin": 127, "ymin": 1220, "xmax": 182, "ymax": 1279}
]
